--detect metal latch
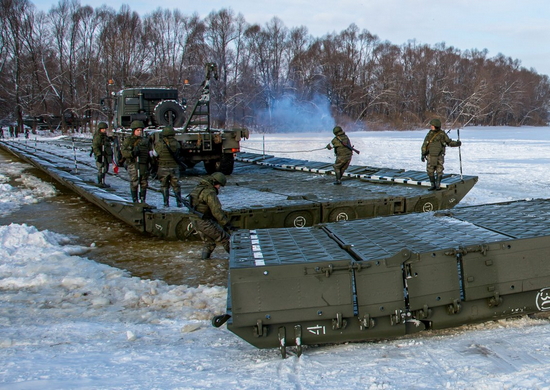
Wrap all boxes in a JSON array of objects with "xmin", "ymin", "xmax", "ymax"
[
  {"xmin": 447, "ymin": 299, "xmax": 462, "ymax": 314},
  {"xmin": 254, "ymin": 319, "xmax": 268, "ymax": 337},
  {"xmin": 359, "ymin": 314, "xmax": 375, "ymax": 330},
  {"xmin": 332, "ymin": 312, "xmax": 348, "ymax": 330},
  {"xmin": 488, "ymin": 292, "xmax": 503, "ymax": 307}
]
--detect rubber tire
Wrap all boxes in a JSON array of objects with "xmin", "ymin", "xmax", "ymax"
[
  {"xmin": 154, "ymin": 100, "xmax": 186, "ymax": 127},
  {"xmin": 219, "ymin": 153, "xmax": 234, "ymax": 175},
  {"xmin": 204, "ymin": 160, "xmax": 218, "ymax": 174},
  {"xmin": 203, "ymin": 154, "xmax": 235, "ymax": 175}
]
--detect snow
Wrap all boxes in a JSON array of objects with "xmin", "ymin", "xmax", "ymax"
[{"xmin": 2, "ymin": 126, "xmax": 550, "ymax": 389}]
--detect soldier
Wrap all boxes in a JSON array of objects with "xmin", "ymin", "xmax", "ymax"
[
  {"xmin": 188, "ymin": 172, "xmax": 232, "ymax": 259},
  {"xmin": 121, "ymin": 120, "xmax": 151, "ymax": 203},
  {"xmin": 92, "ymin": 122, "xmax": 113, "ymax": 188},
  {"xmin": 421, "ymin": 118, "xmax": 462, "ymax": 191},
  {"xmin": 151, "ymin": 126, "xmax": 183, "ymax": 207},
  {"xmin": 326, "ymin": 126, "xmax": 355, "ymax": 185}
]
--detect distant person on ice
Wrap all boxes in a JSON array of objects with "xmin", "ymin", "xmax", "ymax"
[
  {"xmin": 92, "ymin": 122, "xmax": 113, "ymax": 188},
  {"xmin": 326, "ymin": 126, "xmax": 359, "ymax": 185},
  {"xmin": 421, "ymin": 118, "xmax": 461, "ymax": 191}
]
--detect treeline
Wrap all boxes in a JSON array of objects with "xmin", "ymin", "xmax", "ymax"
[{"xmin": 1, "ymin": 0, "xmax": 549, "ymax": 133}]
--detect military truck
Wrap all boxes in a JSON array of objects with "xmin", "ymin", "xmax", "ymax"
[
  {"xmin": 106, "ymin": 63, "xmax": 249, "ymax": 175},
  {"xmin": 111, "ymin": 88, "xmax": 187, "ymax": 129}
]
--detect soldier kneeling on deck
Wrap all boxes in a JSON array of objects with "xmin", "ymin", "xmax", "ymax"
[
  {"xmin": 189, "ymin": 172, "xmax": 234, "ymax": 259},
  {"xmin": 421, "ymin": 118, "xmax": 461, "ymax": 191}
]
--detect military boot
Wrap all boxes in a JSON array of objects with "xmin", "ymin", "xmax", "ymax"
[
  {"xmin": 435, "ymin": 175, "xmax": 442, "ymax": 191},
  {"xmin": 162, "ymin": 188, "xmax": 169, "ymax": 207},
  {"xmin": 334, "ymin": 170, "xmax": 342, "ymax": 185},
  {"xmin": 139, "ymin": 189, "xmax": 147, "ymax": 203},
  {"xmin": 175, "ymin": 190, "xmax": 183, "ymax": 208},
  {"xmin": 428, "ymin": 175, "xmax": 436, "ymax": 191},
  {"xmin": 100, "ymin": 173, "xmax": 110, "ymax": 188},
  {"xmin": 201, "ymin": 247, "xmax": 213, "ymax": 260},
  {"xmin": 131, "ymin": 188, "xmax": 138, "ymax": 202},
  {"xmin": 97, "ymin": 174, "xmax": 105, "ymax": 188}
]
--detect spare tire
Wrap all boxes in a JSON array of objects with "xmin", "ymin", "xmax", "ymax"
[{"xmin": 153, "ymin": 100, "xmax": 186, "ymax": 127}]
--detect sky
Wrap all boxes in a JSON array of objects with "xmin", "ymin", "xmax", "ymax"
[
  {"xmin": 3, "ymin": 127, "xmax": 550, "ymax": 388},
  {"xmin": 31, "ymin": 0, "xmax": 550, "ymax": 77}
]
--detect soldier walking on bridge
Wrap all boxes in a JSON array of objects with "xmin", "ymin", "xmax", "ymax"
[
  {"xmin": 188, "ymin": 172, "xmax": 233, "ymax": 259},
  {"xmin": 92, "ymin": 122, "xmax": 113, "ymax": 188},
  {"xmin": 326, "ymin": 126, "xmax": 358, "ymax": 185},
  {"xmin": 122, "ymin": 120, "xmax": 151, "ymax": 203},
  {"xmin": 151, "ymin": 126, "xmax": 183, "ymax": 207},
  {"xmin": 421, "ymin": 118, "xmax": 462, "ymax": 191}
]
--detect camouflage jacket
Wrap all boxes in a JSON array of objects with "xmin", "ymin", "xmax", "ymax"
[
  {"xmin": 421, "ymin": 129, "xmax": 459, "ymax": 157},
  {"xmin": 328, "ymin": 134, "xmax": 353, "ymax": 158},
  {"xmin": 189, "ymin": 178, "xmax": 229, "ymax": 226},
  {"xmin": 153, "ymin": 136, "xmax": 181, "ymax": 168},
  {"xmin": 122, "ymin": 135, "xmax": 150, "ymax": 164},
  {"xmin": 92, "ymin": 132, "xmax": 113, "ymax": 163}
]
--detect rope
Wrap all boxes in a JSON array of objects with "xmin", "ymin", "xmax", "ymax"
[{"xmin": 240, "ymin": 145, "xmax": 327, "ymax": 154}]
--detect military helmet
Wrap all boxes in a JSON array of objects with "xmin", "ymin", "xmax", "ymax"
[
  {"xmin": 97, "ymin": 122, "xmax": 108, "ymax": 130},
  {"xmin": 333, "ymin": 126, "xmax": 344, "ymax": 135},
  {"xmin": 161, "ymin": 126, "xmax": 176, "ymax": 137},
  {"xmin": 429, "ymin": 118, "xmax": 442, "ymax": 128},
  {"xmin": 211, "ymin": 172, "xmax": 227, "ymax": 187},
  {"xmin": 130, "ymin": 120, "xmax": 145, "ymax": 130}
]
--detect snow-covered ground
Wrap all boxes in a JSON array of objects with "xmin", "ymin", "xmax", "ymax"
[{"xmin": 2, "ymin": 126, "xmax": 550, "ymax": 389}]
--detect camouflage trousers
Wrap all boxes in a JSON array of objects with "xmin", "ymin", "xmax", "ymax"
[
  {"xmin": 127, "ymin": 163, "xmax": 149, "ymax": 191},
  {"xmin": 334, "ymin": 155, "xmax": 351, "ymax": 173},
  {"xmin": 192, "ymin": 218, "xmax": 230, "ymax": 253},
  {"xmin": 95, "ymin": 161, "xmax": 109, "ymax": 178},
  {"xmin": 426, "ymin": 155, "xmax": 445, "ymax": 176},
  {"xmin": 157, "ymin": 166, "xmax": 181, "ymax": 192}
]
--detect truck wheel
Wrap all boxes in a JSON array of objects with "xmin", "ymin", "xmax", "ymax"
[
  {"xmin": 204, "ymin": 160, "xmax": 218, "ymax": 174},
  {"xmin": 204, "ymin": 154, "xmax": 234, "ymax": 175},
  {"xmin": 154, "ymin": 100, "xmax": 186, "ymax": 127},
  {"xmin": 219, "ymin": 153, "xmax": 234, "ymax": 175}
]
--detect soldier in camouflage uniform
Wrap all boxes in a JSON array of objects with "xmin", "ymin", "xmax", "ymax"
[
  {"xmin": 151, "ymin": 126, "xmax": 183, "ymax": 207},
  {"xmin": 326, "ymin": 126, "xmax": 353, "ymax": 185},
  {"xmin": 121, "ymin": 120, "xmax": 151, "ymax": 203},
  {"xmin": 421, "ymin": 118, "xmax": 462, "ymax": 191},
  {"xmin": 92, "ymin": 122, "xmax": 113, "ymax": 188},
  {"xmin": 189, "ymin": 172, "xmax": 232, "ymax": 259}
]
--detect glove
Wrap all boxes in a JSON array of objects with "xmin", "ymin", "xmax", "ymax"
[
  {"xmin": 224, "ymin": 223, "xmax": 238, "ymax": 232},
  {"xmin": 455, "ymin": 140, "xmax": 462, "ymax": 146},
  {"xmin": 96, "ymin": 155, "xmax": 103, "ymax": 163},
  {"xmin": 421, "ymin": 155, "xmax": 425, "ymax": 162}
]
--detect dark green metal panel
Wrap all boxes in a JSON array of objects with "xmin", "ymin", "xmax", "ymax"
[
  {"xmin": 354, "ymin": 259, "xmax": 405, "ymax": 318},
  {"xmin": 222, "ymin": 199, "xmax": 550, "ymax": 355},
  {"xmin": 462, "ymin": 237, "xmax": 550, "ymax": 301},
  {"xmin": 230, "ymin": 260, "xmax": 355, "ymax": 327},
  {"xmin": 405, "ymin": 251, "xmax": 462, "ymax": 311}
]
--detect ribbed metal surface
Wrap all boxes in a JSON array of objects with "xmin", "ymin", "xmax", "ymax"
[
  {"xmin": 230, "ymin": 199, "xmax": 550, "ymax": 269},
  {"xmin": 0, "ymin": 141, "xmax": 478, "ymax": 240},
  {"xmin": 449, "ymin": 199, "xmax": 550, "ymax": 238},
  {"xmin": 324, "ymin": 213, "xmax": 509, "ymax": 261},
  {"xmin": 236, "ymin": 152, "xmax": 477, "ymax": 189},
  {"xmin": 230, "ymin": 211, "xmax": 511, "ymax": 267},
  {"xmin": 230, "ymin": 227, "xmax": 353, "ymax": 268}
]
